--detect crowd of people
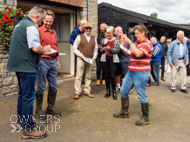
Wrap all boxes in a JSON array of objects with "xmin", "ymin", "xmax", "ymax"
[{"xmin": 6, "ymin": 5, "xmax": 190, "ymax": 140}]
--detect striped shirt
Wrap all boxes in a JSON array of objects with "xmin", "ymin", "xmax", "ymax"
[{"xmin": 129, "ymin": 37, "xmax": 153, "ymax": 72}]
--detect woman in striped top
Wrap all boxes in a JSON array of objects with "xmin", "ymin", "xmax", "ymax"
[{"xmin": 113, "ymin": 23, "xmax": 153, "ymax": 126}]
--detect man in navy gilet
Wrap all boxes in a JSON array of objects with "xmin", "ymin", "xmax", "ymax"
[{"xmin": 7, "ymin": 6, "xmax": 51, "ymax": 139}]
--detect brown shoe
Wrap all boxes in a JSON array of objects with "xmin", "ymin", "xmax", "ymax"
[
  {"xmin": 17, "ymin": 120, "xmax": 24, "ymax": 129},
  {"xmin": 85, "ymin": 93, "xmax": 94, "ymax": 98},
  {"xmin": 146, "ymin": 84, "xmax": 151, "ymax": 87},
  {"xmin": 74, "ymin": 94, "xmax": 79, "ymax": 99},
  {"xmin": 161, "ymin": 78, "xmax": 165, "ymax": 81},
  {"xmin": 152, "ymin": 82, "xmax": 159, "ymax": 86},
  {"xmin": 96, "ymin": 79, "xmax": 100, "ymax": 86},
  {"xmin": 102, "ymin": 80, "xmax": 106, "ymax": 85},
  {"xmin": 22, "ymin": 129, "xmax": 47, "ymax": 139}
]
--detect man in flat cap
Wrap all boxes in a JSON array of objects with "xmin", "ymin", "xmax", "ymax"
[{"xmin": 72, "ymin": 22, "xmax": 98, "ymax": 99}]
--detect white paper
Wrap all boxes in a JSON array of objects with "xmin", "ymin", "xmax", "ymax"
[
  {"xmin": 84, "ymin": 57, "xmax": 93, "ymax": 64},
  {"xmin": 120, "ymin": 44, "xmax": 131, "ymax": 55},
  {"xmin": 59, "ymin": 53, "xmax": 66, "ymax": 56},
  {"xmin": 43, "ymin": 48, "xmax": 57, "ymax": 54}
]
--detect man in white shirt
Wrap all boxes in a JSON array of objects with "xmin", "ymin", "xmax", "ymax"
[{"xmin": 73, "ymin": 22, "xmax": 98, "ymax": 99}]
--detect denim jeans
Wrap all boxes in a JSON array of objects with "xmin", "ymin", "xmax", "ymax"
[
  {"xmin": 161, "ymin": 58, "xmax": 165, "ymax": 78},
  {"xmin": 16, "ymin": 72, "xmax": 36, "ymax": 130},
  {"xmin": 37, "ymin": 58, "xmax": 58, "ymax": 93},
  {"xmin": 120, "ymin": 71, "xmax": 150, "ymax": 103},
  {"xmin": 148, "ymin": 76, "xmax": 151, "ymax": 84},
  {"xmin": 151, "ymin": 61, "xmax": 161, "ymax": 83}
]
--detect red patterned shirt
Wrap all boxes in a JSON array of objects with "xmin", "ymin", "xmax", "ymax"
[
  {"xmin": 129, "ymin": 37, "xmax": 153, "ymax": 72},
  {"xmin": 106, "ymin": 40, "xmax": 115, "ymax": 56}
]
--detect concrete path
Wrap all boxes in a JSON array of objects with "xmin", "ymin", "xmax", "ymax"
[{"xmin": 0, "ymin": 71, "xmax": 190, "ymax": 142}]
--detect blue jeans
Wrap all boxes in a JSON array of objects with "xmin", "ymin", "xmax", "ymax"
[
  {"xmin": 161, "ymin": 58, "xmax": 165, "ymax": 78},
  {"xmin": 121, "ymin": 71, "xmax": 150, "ymax": 103},
  {"xmin": 148, "ymin": 76, "xmax": 151, "ymax": 84},
  {"xmin": 37, "ymin": 58, "xmax": 58, "ymax": 93},
  {"xmin": 16, "ymin": 72, "xmax": 36, "ymax": 130},
  {"xmin": 151, "ymin": 61, "xmax": 161, "ymax": 83}
]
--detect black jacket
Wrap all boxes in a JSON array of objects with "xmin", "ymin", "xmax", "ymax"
[
  {"xmin": 97, "ymin": 32, "xmax": 106, "ymax": 58},
  {"xmin": 160, "ymin": 42, "xmax": 168, "ymax": 58}
]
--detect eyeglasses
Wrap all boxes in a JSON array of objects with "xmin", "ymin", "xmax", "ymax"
[{"xmin": 85, "ymin": 27, "xmax": 92, "ymax": 30}]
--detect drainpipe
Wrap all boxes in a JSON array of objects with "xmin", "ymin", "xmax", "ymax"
[{"xmin": 87, "ymin": 0, "xmax": 88, "ymax": 21}]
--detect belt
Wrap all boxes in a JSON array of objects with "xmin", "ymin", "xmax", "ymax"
[
  {"xmin": 178, "ymin": 57, "xmax": 184, "ymax": 60},
  {"xmin": 45, "ymin": 58, "xmax": 54, "ymax": 61}
]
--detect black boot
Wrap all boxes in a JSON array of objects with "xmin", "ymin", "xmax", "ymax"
[
  {"xmin": 104, "ymin": 89, "xmax": 110, "ymax": 98},
  {"xmin": 113, "ymin": 97, "xmax": 129, "ymax": 118},
  {"xmin": 112, "ymin": 90, "xmax": 117, "ymax": 100},
  {"xmin": 46, "ymin": 90, "xmax": 61, "ymax": 116},
  {"xmin": 35, "ymin": 92, "xmax": 46, "ymax": 120},
  {"xmin": 135, "ymin": 103, "xmax": 149, "ymax": 126}
]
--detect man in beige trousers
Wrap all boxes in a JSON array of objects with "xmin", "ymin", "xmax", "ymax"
[
  {"xmin": 167, "ymin": 30, "xmax": 189, "ymax": 93},
  {"xmin": 73, "ymin": 22, "xmax": 98, "ymax": 99}
]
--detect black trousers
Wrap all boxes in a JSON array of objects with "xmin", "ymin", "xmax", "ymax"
[
  {"xmin": 96, "ymin": 56, "xmax": 105, "ymax": 80},
  {"xmin": 101, "ymin": 56, "xmax": 116, "ymax": 90}
]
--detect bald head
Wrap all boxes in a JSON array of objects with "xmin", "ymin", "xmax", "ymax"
[{"xmin": 115, "ymin": 26, "xmax": 123, "ymax": 37}]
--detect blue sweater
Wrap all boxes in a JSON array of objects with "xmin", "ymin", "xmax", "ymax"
[
  {"xmin": 118, "ymin": 44, "xmax": 130, "ymax": 62},
  {"xmin": 151, "ymin": 42, "xmax": 162, "ymax": 62},
  {"xmin": 70, "ymin": 26, "xmax": 85, "ymax": 45}
]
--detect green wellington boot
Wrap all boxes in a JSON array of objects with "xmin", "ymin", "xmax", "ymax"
[
  {"xmin": 135, "ymin": 103, "xmax": 149, "ymax": 126},
  {"xmin": 46, "ymin": 90, "xmax": 61, "ymax": 116},
  {"xmin": 113, "ymin": 97, "xmax": 129, "ymax": 118},
  {"xmin": 35, "ymin": 92, "xmax": 46, "ymax": 120}
]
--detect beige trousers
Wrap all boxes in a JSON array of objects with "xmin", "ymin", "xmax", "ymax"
[
  {"xmin": 75, "ymin": 57, "xmax": 92, "ymax": 94},
  {"xmin": 171, "ymin": 60, "xmax": 186, "ymax": 89}
]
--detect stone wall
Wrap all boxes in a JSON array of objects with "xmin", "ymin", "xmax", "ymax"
[
  {"xmin": 0, "ymin": 45, "xmax": 18, "ymax": 97},
  {"xmin": 0, "ymin": 0, "xmax": 17, "ymax": 10},
  {"xmin": 0, "ymin": 0, "xmax": 18, "ymax": 97},
  {"xmin": 77, "ymin": 0, "xmax": 98, "ymax": 79}
]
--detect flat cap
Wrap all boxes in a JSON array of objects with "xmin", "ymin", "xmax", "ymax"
[{"xmin": 84, "ymin": 22, "xmax": 93, "ymax": 28}]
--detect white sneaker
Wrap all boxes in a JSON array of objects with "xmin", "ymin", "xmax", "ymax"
[
  {"xmin": 129, "ymin": 89, "xmax": 132, "ymax": 94},
  {"xmin": 116, "ymin": 85, "xmax": 120, "ymax": 91}
]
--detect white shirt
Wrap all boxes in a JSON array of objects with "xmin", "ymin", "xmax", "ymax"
[{"xmin": 73, "ymin": 33, "xmax": 98, "ymax": 59}]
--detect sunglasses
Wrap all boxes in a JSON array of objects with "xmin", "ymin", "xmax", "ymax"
[{"xmin": 85, "ymin": 27, "xmax": 92, "ymax": 30}]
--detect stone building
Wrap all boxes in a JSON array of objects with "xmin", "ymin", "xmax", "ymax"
[{"xmin": 0, "ymin": 0, "xmax": 98, "ymax": 97}]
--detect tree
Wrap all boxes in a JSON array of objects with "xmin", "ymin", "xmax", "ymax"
[{"xmin": 150, "ymin": 12, "xmax": 157, "ymax": 18}]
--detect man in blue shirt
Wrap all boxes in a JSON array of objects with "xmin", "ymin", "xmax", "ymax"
[
  {"xmin": 114, "ymin": 26, "xmax": 130, "ymax": 91},
  {"xmin": 150, "ymin": 37, "xmax": 162, "ymax": 86},
  {"xmin": 167, "ymin": 30, "xmax": 189, "ymax": 93}
]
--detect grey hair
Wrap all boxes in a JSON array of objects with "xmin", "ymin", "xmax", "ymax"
[
  {"xmin": 106, "ymin": 26, "xmax": 114, "ymax": 33},
  {"xmin": 184, "ymin": 36, "xmax": 188, "ymax": 42},
  {"xmin": 80, "ymin": 19, "xmax": 87, "ymax": 26},
  {"xmin": 177, "ymin": 30, "xmax": 184, "ymax": 37},
  {"xmin": 28, "ymin": 6, "xmax": 46, "ymax": 19},
  {"xmin": 150, "ymin": 37, "xmax": 157, "ymax": 42},
  {"xmin": 101, "ymin": 23, "xmax": 107, "ymax": 28}
]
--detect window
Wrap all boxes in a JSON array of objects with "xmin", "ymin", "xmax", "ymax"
[{"xmin": 52, "ymin": 14, "xmax": 70, "ymax": 42}]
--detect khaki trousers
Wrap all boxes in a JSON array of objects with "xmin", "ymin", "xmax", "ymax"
[
  {"xmin": 171, "ymin": 60, "xmax": 186, "ymax": 89},
  {"xmin": 75, "ymin": 57, "xmax": 92, "ymax": 94}
]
